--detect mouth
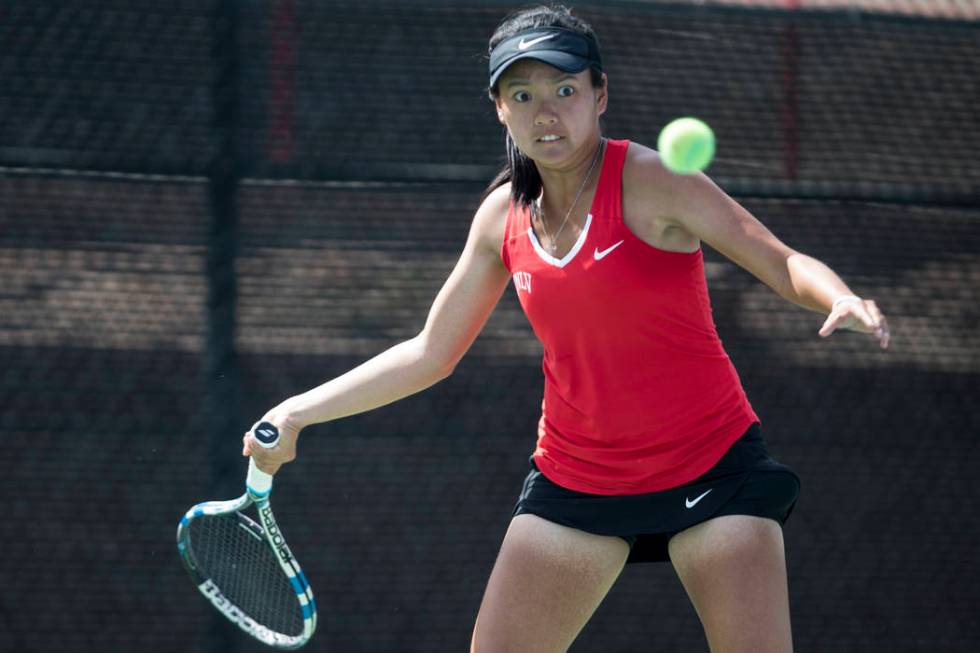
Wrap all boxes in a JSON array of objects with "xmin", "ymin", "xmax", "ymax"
[{"xmin": 536, "ymin": 134, "xmax": 563, "ymax": 143}]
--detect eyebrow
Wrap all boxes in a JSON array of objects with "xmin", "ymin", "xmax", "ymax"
[{"xmin": 504, "ymin": 74, "xmax": 577, "ymax": 89}]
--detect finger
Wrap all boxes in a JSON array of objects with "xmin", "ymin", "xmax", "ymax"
[
  {"xmin": 855, "ymin": 301, "xmax": 881, "ymax": 333},
  {"xmin": 835, "ymin": 302, "xmax": 877, "ymax": 334},
  {"xmin": 250, "ymin": 439, "xmax": 285, "ymax": 474},
  {"xmin": 863, "ymin": 302, "xmax": 890, "ymax": 348},
  {"xmin": 242, "ymin": 434, "xmax": 251, "ymax": 456},
  {"xmin": 253, "ymin": 457, "xmax": 280, "ymax": 476},
  {"xmin": 874, "ymin": 316, "xmax": 890, "ymax": 349},
  {"xmin": 866, "ymin": 303, "xmax": 884, "ymax": 329},
  {"xmin": 819, "ymin": 312, "xmax": 841, "ymax": 337},
  {"xmin": 831, "ymin": 300, "xmax": 872, "ymax": 334}
]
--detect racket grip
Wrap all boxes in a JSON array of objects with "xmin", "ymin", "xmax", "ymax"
[
  {"xmin": 247, "ymin": 457, "xmax": 274, "ymax": 496},
  {"xmin": 247, "ymin": 421, "xmax": 280, "ymax": 496}
]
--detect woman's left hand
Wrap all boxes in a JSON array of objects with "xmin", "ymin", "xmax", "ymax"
[{"xmin": 818, "ymin": 297, "xmax": 890, "ymax": 349}]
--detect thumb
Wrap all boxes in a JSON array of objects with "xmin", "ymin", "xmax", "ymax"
[{"xmin": 818, "ymin": 313, "xmax": 838, "ymax": 338}]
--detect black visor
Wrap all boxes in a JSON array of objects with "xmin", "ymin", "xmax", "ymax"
[{"xmin": 488, "ymin": 27, "xmax": 602, "ymax": 90}]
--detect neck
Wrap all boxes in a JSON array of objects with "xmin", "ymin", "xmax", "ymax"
[{"xmin": 535, "ymin": 136, "xmax": 605, "ymax": 217}]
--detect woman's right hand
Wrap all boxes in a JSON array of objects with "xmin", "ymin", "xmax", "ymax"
[{"xmin": 242, "ymin": 404, "xmax": 306, "ymax": 476}]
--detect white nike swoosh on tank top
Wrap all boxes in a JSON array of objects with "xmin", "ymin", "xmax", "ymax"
[{"xmin": 593, "ymin": 240, "xmax": 625, "ymax": 260}]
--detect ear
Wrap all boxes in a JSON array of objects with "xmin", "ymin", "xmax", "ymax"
[
  {"xmin": 494, "ymin": 97, "xmax": 507, "ymax": 125},
  {"xmin": 595, "ymin": 73, "xmax": 609, "ymax": 117}
]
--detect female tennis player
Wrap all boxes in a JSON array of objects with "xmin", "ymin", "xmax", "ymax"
[{"xmin": 245, "ymin": 5, "xmax": 889, "ymax": 652}]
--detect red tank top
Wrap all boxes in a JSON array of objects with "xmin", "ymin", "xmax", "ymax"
[{"xmin": 500, "ymin": 139, "xmax": 759, "ymax": 495}]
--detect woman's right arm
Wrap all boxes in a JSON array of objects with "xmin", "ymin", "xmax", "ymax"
[{"xmin": 244, "ymin": 186, "xmax": 513, "ymax": 474}]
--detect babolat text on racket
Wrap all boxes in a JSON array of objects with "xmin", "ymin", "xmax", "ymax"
[{"xmin": 176, "ymin": 422, "xmax": 317, "ymax": 649}]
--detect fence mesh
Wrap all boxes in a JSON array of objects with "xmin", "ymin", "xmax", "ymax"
[{"xmin": 1, "ymin": 1, "xmax": 978, "ymax": 652}]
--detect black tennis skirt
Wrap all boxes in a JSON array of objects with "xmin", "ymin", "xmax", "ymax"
[{"xmin": 513, "ymin": 423, "xmax": 800, "ymax": 563}]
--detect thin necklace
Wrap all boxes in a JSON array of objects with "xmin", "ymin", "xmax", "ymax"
[{"xmin": 536, "ymin": 137, "xmax": 606, "ymax": 255}]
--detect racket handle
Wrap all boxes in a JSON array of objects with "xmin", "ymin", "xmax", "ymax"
[
  {"xmin": 247, "ymin": 457, "xmax": 274, "ymax": 497},
  {"xmin": 247, "ymin": 421, "xmax": 280, "ymax": 497}
]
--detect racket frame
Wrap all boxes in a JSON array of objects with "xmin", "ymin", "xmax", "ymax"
[{"xmin": 176, "ymin": 462, "xmax": 317, "ymax": 649}]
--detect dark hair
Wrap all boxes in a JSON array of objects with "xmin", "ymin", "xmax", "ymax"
[{"xmin": 483, "ymin": 5, "xmax": 605, "ymax": 211}]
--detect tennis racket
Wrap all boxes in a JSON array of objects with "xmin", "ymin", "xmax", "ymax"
[{"xmin": 176, "ymin": 422, "xmax": 317, "ymax": 649}]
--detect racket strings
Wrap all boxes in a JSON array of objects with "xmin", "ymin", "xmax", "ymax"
[{"xmin": 189, "ymin": 512, "xmax": 304, "ymax": 636}]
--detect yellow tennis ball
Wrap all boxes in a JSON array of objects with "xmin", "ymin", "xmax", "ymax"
[{"xmin": 657, "ymin": 117, "xmax": 716, "ymax": 174}]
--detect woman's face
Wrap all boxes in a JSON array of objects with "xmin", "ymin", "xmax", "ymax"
[{"xmin": 494, "ymin": 59, "xmax": 607, "ymax": 166}]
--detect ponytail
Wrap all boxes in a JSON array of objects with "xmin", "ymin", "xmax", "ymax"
[{"xmin": 482, "ymin": 132, "xmax": 542, "ymax": 211}]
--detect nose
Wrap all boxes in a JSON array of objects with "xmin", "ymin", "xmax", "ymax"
[{"xmin": 534, "ymin": 100, "xmax": 558, "ymax": 126}]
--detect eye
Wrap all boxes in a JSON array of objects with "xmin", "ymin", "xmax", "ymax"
[
  {"xmin": 513, "ymin": 90, "xmax": 531, "ymax": 103},
  {"xmin": 557, "ymin": 85, "xmax": 575, "ymax": 97}
]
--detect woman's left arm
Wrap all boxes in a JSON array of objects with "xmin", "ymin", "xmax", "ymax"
[{"xmin": 649, "ymin": 163, "xmax": 889, "ymax": 349}]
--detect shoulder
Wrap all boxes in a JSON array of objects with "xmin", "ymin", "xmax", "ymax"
[
  {"xmin": 622, "ymin": 141, "xmax": 682, "ymax": 207},
  {"xmin": 471, "ymin": 182, "xmax": 512, "ymax": 256},
  {"xmin": 619, "ymin": 141, "xmax": 706, "ymax": 251},
  {"xmin": 622, "ymin": 140, "xmax": 728, "ymax": 226}
]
